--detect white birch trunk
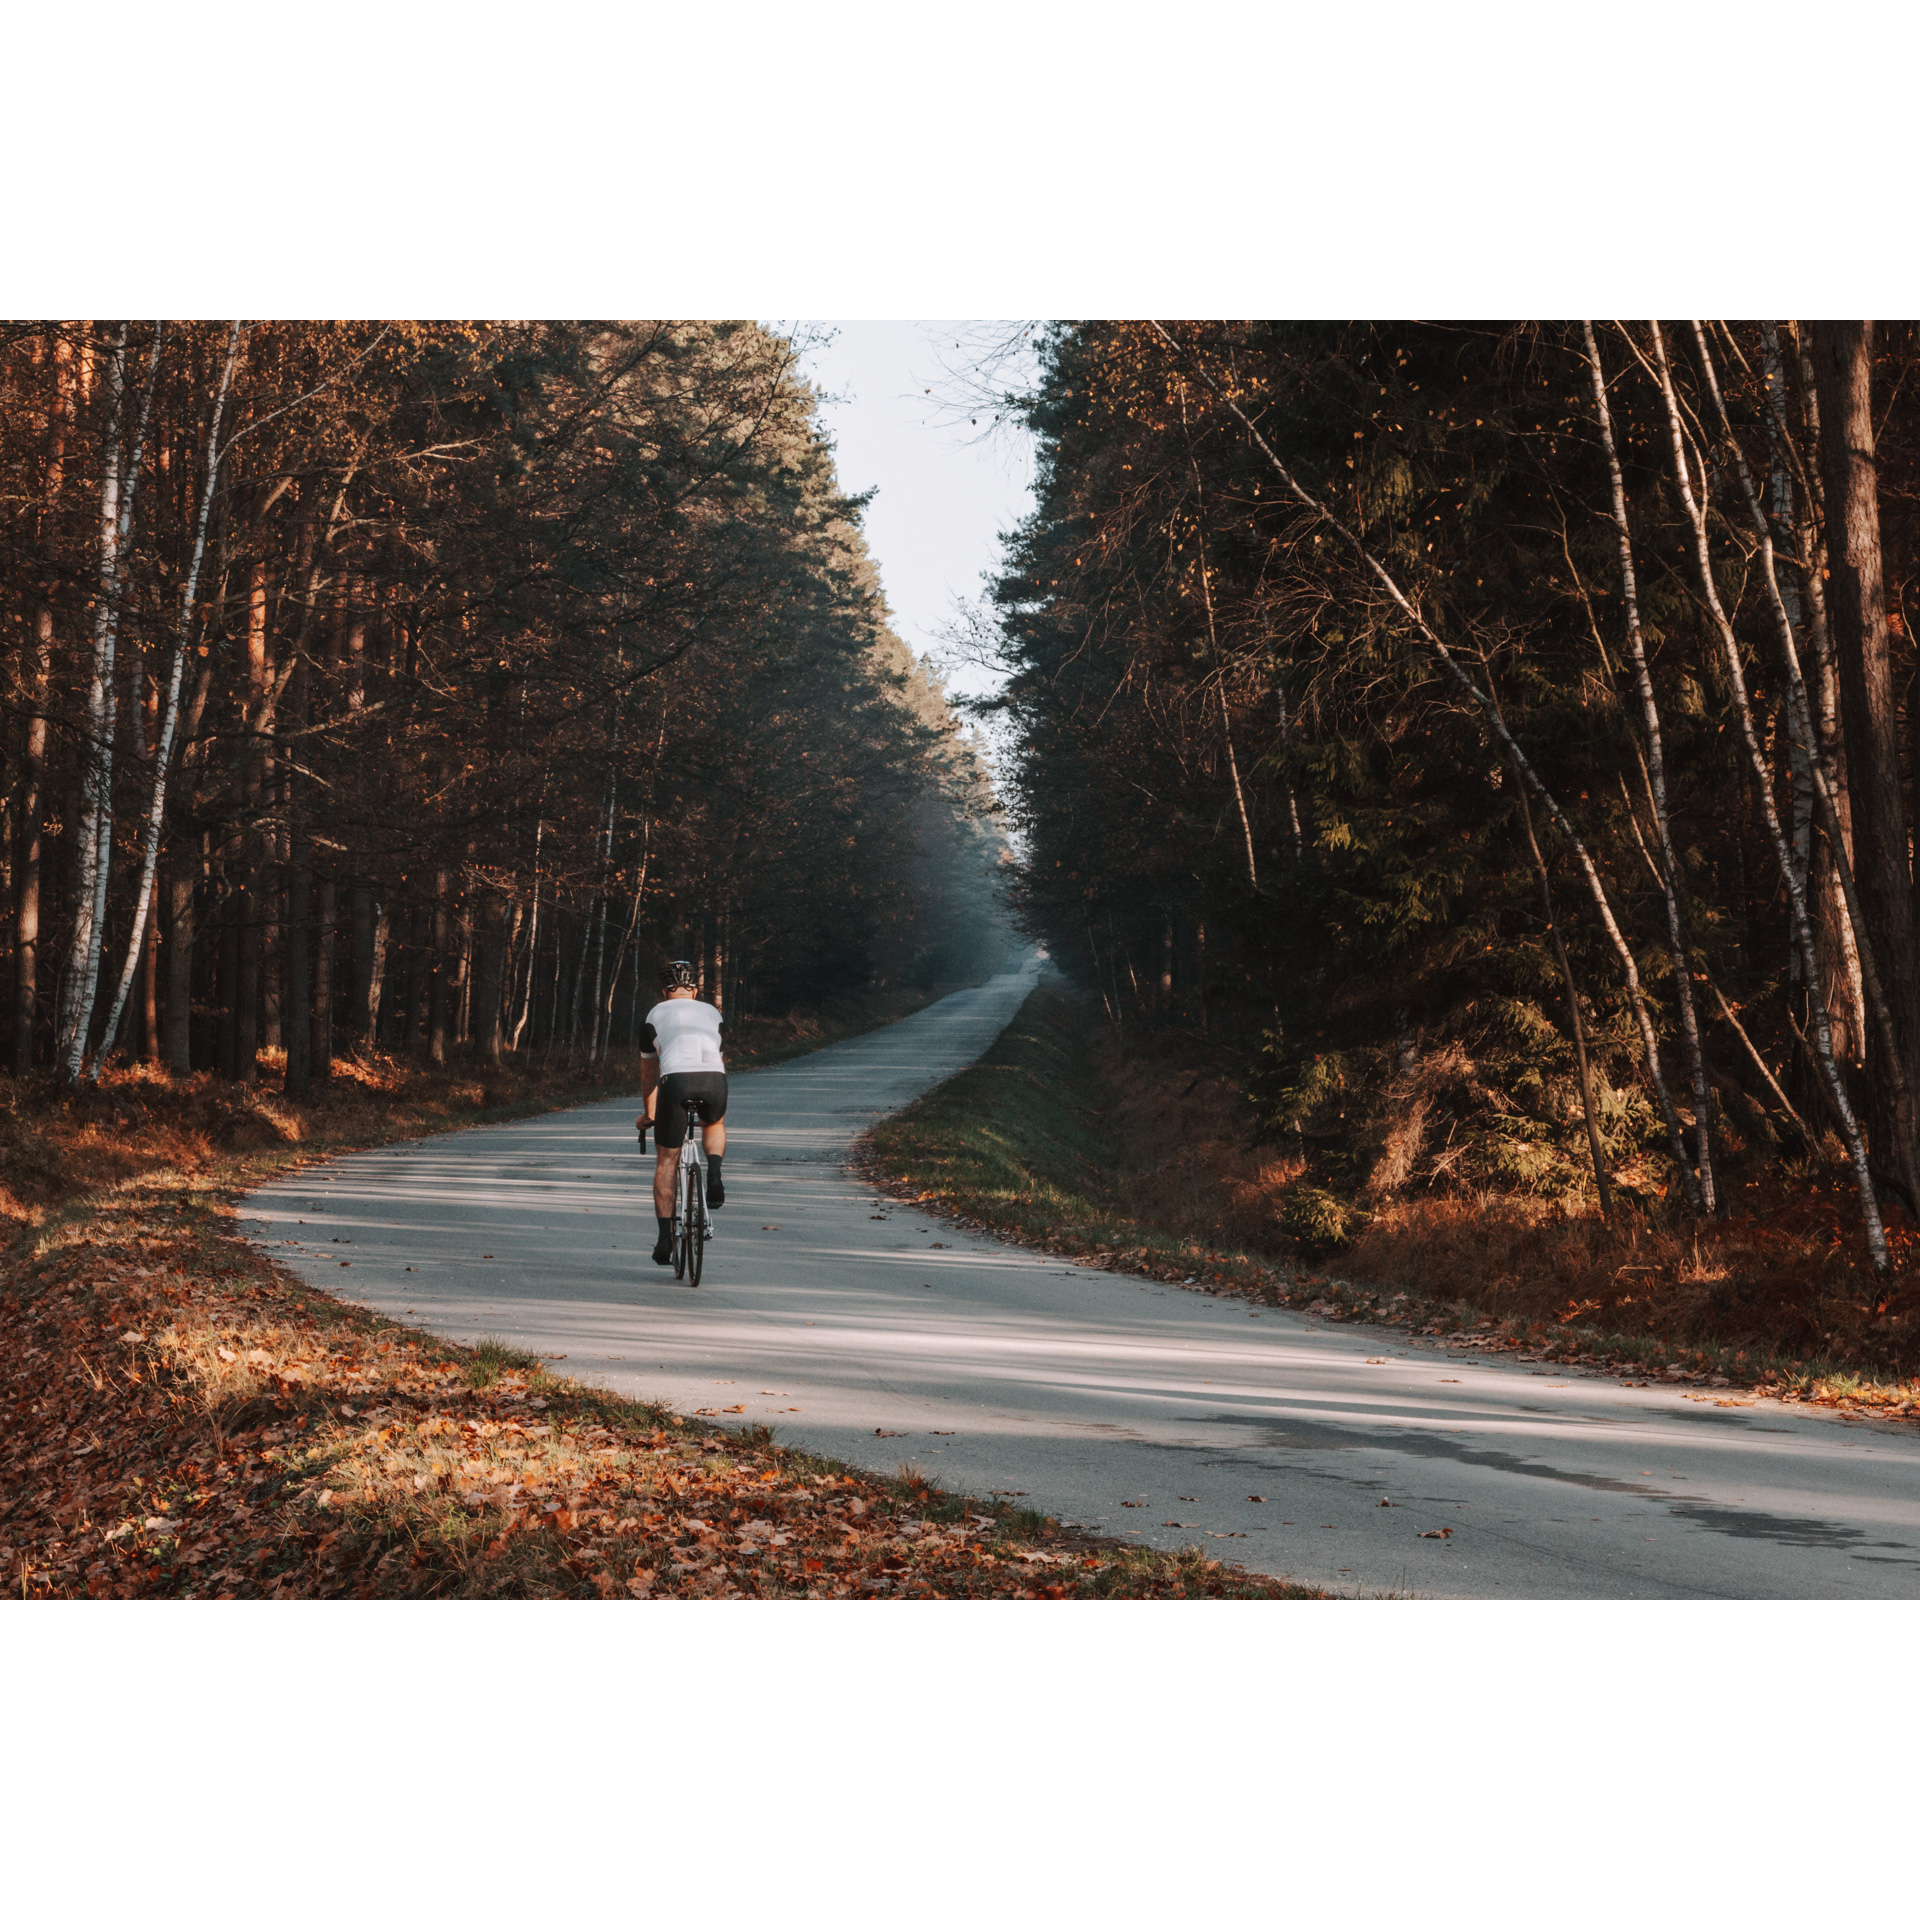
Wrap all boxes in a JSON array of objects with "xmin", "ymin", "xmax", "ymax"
[
  {"xmin": 1674, "ymin": 322, "xmax": 1893, "ymax": 1278},
  {"xmin": 1582, "ymin": 322, "xmax": 1715, "ymax": 1214},
  {"xmin": 584, "ymin": 758, "xmax": 618, "ymax": 1059},
  {"xmin": 94, "ymin": 323, "xmax": 241, "ymax": 1074},
  {"xmin": 54, "ymin": 327, "xmax": 127, "ymax": 1074},
  {"xmin": 1764, "ymin": 325, "xmax": 1817, "ymax": 926},
  {"xmin": 57, "ymin": 326, "xmax": 161, "ymax": 1079},
  {"xmin": 511, "ymin": 817, "xmax": 543, "ymax": 1050}
]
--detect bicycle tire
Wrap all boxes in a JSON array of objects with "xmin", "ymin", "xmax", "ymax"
[
  {"xmin": 687, "ymin": 1182, "xmax": 705, "ymax": 1287},
  {"xmin": 671, "ymin": 1147, "xmax": 690, "ymax": 1282},
  {"xmin": 679, "ymin": 1109, "xmax": 706, "ymax": 1287},
  {"xmin": 683, "ymin": 1138, "xmax": 705, "ymax": 1288}
]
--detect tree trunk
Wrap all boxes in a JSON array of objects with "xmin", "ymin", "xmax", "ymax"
[
  {"xmin": 1665, "ymin": 321, "xmax": 1889, "ymax": 1273},
  {"xmin": 140, "ymin": 913, "xmax": 160, "ymax": 1064},
  {"xmin": 472, "ymin": 894, "xmax": 507, "ymax": 1062},
  {"xmin": 15, "ymin": 334, "xmax": 71, "ymax": 1076},
  {"xmin": 284, "ymin": 838, "xmax": 311, "ymax": 1098},
  {"xmin": 512, "ymin": 817, "xmax": 543, "ymax": 1050},
  {"xmin": 217, "ymin": 889, "xmax": 242, "ymax": 1079},
  {"xmin": 428, "ymin": 871, "xmax": 450, "ymax": 1064},
  {"xmin": 56, "ymin": 325, "xmax": 129, "ymax": 1078},
  {"xmin": 91, "ymin": 324, "xmax": 240, "ymax": 1075},
  {"xmin": 60, "ymin": 323, "xmax": 164, "ymax": 1079},
  {"xmin": 453, "ymin": 900, "xmax": 474, "ymax": 1047},
  {"xmin": 234, "ymin": 880, "xmax": 260, "ymax": 1084},
  {"xmin": 312, "ymin": 878, "xmax": 335, "ymax": 1082},
  {"xmin": 400, "ymin": 904, "xmax": 425, "ymax": 1053},
  {"xmin": 164, "ymin": 853, "xmax": 195, "ymax": 1073},
  {"xmin": 348, "ymin": 875, "xmax": 374, "ymax": 1041},
  {"xmin": 367, "ymin": 898, "xmax": 388, "ymax": 1041},
  {"xmin": 1586, "ymin": 323, "xmax": 1715, "ymax": 1214},
  {"xmin": 1811, "ymin": 320, "xmax": 1920, "ymax": 1204},
  {"xmin": 14, "ymin": 608, "xmax": 53, "ymax": 1076}
]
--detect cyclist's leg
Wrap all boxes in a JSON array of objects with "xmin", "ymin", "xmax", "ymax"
[
  {"xmin": 651, "ymin": 1142, "xmax": 678, "ymax": 1265},
  {"xmin": 650, "ymin": 1076, "xmax": 694, "ymax": 1264},
  {"xmin": 684, "ymin": 1074, "xmax": 729, "ymax": 1205}
]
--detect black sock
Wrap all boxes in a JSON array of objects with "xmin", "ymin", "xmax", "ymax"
[
  {"xmin": 655, "ymin": 1213, "xmax": 673, "ymax": 1243},
  {"xmin": 707, "ymin": 1153, "xmax": 724, "ymax": 1180}
]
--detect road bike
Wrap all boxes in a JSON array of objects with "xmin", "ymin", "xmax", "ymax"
[{"xmin": 671, "ymin": 1099, "xmax": 712, "ymax": 1287}]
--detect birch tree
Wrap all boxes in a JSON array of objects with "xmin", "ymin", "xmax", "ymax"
[
  {"xmin": 92, "ymin": 322, "xmax": 242, "ymax": 1076},
  {"xmin": 56, "ymin": 324, "xmax": 163, "ymax": 1081},
  {"xmin": 1647, "ymin": 320, "xmax": 1890, "ymax": 1277}
]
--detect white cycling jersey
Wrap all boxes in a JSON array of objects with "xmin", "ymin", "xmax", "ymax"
[{"xmin": 642, "ymin": 996, "xmax": 725, "ymax": 1076}]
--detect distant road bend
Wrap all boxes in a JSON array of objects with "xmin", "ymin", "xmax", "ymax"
[{"xmin": 240, "ymin": 959, "xmax": 1920, "ymax": 1599}]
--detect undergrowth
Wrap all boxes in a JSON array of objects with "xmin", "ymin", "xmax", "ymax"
[{"xmin": 864, "ymin": 977, "xmax": 1920, "ymax": 1421}]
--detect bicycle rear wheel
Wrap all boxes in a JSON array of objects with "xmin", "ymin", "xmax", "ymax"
[
  {"xmin": 671, "ymin": 1149, "xmax": 690, "ymax": 1282},
  {"xmin": 683, "ymin": 1152, "xmax": 705, "ymax": 1288}
]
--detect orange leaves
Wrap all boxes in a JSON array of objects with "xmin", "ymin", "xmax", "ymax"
[{"xmin": 4, "ymin": 1105, "xmax": 1318, "ymax": 1606}]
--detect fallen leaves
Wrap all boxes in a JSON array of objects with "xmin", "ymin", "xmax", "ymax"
[
  {"xmin": 3, "ymin": 1098, "xmax": 1326, "ymax": 1608},
  {"xmin": 1418, "ymin": 1528, "xmax": 1454, "ymax": 1540}
]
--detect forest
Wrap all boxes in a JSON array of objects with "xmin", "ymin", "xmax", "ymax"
[
  {"xmin": 988, "ymin": 320, "xmax": 1920, "ymax": 1309},
  {"xmin": 0, "ymin": 320, "xmax": 1014, "ymax": 1100}
]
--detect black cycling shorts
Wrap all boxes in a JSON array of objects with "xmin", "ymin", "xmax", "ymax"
[{"xmin": 653, "ymin": 1071, "xmax": 727, "ymax": 1148}]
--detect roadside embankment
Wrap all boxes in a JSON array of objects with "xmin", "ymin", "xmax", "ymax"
[{"xmin": 862, "ymin": 981, "xmax": 1920, "ymax": 1423}]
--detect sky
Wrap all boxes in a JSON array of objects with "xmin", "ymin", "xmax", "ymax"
[{"xmin": 790, "ymin": 322, "xmax": 1037, "ymax": 702}]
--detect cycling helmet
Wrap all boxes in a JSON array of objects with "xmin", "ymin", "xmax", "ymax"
[{"xmin": 660, "ymin": 957, "xmax": 696, "ymax": 993}]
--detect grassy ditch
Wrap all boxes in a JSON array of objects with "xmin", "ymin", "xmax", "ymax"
[
  {"xmin": 3, "ymin": 993, "xmax": 1317, "ymax": 1601},
  {"xmin": 862, "ymin": 979, "xmax": 1920, "ymax": 1424}
]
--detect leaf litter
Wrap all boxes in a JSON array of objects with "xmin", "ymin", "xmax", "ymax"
[{"xmin": 3, "ymin": 1107, "xmax": 1323, "ymax": 1604}]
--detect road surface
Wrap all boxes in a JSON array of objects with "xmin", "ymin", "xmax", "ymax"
[{"xmin": 239, "ymin": 960, "xmax": 1920, "ymax": 1598}]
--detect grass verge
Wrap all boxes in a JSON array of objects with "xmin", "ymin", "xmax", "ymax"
[
  {"xmin": 861, "ymin": 978, "xmax": 1920, "ymax": 1426},
  {"xmin": 3, "ymin": 993, "xmax": 1317, "ymax": 1600}
]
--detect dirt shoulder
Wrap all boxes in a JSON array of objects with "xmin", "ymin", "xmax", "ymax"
[
  {"xmin": 860, "ymin": 982, "xmax": 1920, "ymax": 1427},
  {"xmin": 3, "ymin": 1022, "xmax": 1317, "ymax": 1601}
]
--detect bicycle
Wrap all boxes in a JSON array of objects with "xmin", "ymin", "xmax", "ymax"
[{"xmin": 670, "ymin": 1098, "xmax": 712, "ymax": 1287}]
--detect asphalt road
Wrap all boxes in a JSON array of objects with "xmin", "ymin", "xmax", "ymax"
[{"xmin": 239, "ymin": 958, "xmax": 1920, "ymax": 1598}]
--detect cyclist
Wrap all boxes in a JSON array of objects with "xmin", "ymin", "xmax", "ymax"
[{"xmin": 637, "ymin": 957, "xmax": 728, "ymax": 1266}]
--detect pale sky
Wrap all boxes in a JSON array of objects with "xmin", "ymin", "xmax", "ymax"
[{"xmin": 791, "ymin": 321, "xmax": 1037, "ymax": 701}]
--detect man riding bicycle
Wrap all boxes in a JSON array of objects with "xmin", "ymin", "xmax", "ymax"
[{"xmin": 638, "ymin": 957, "xmax": 727, "ymax": 1267}]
